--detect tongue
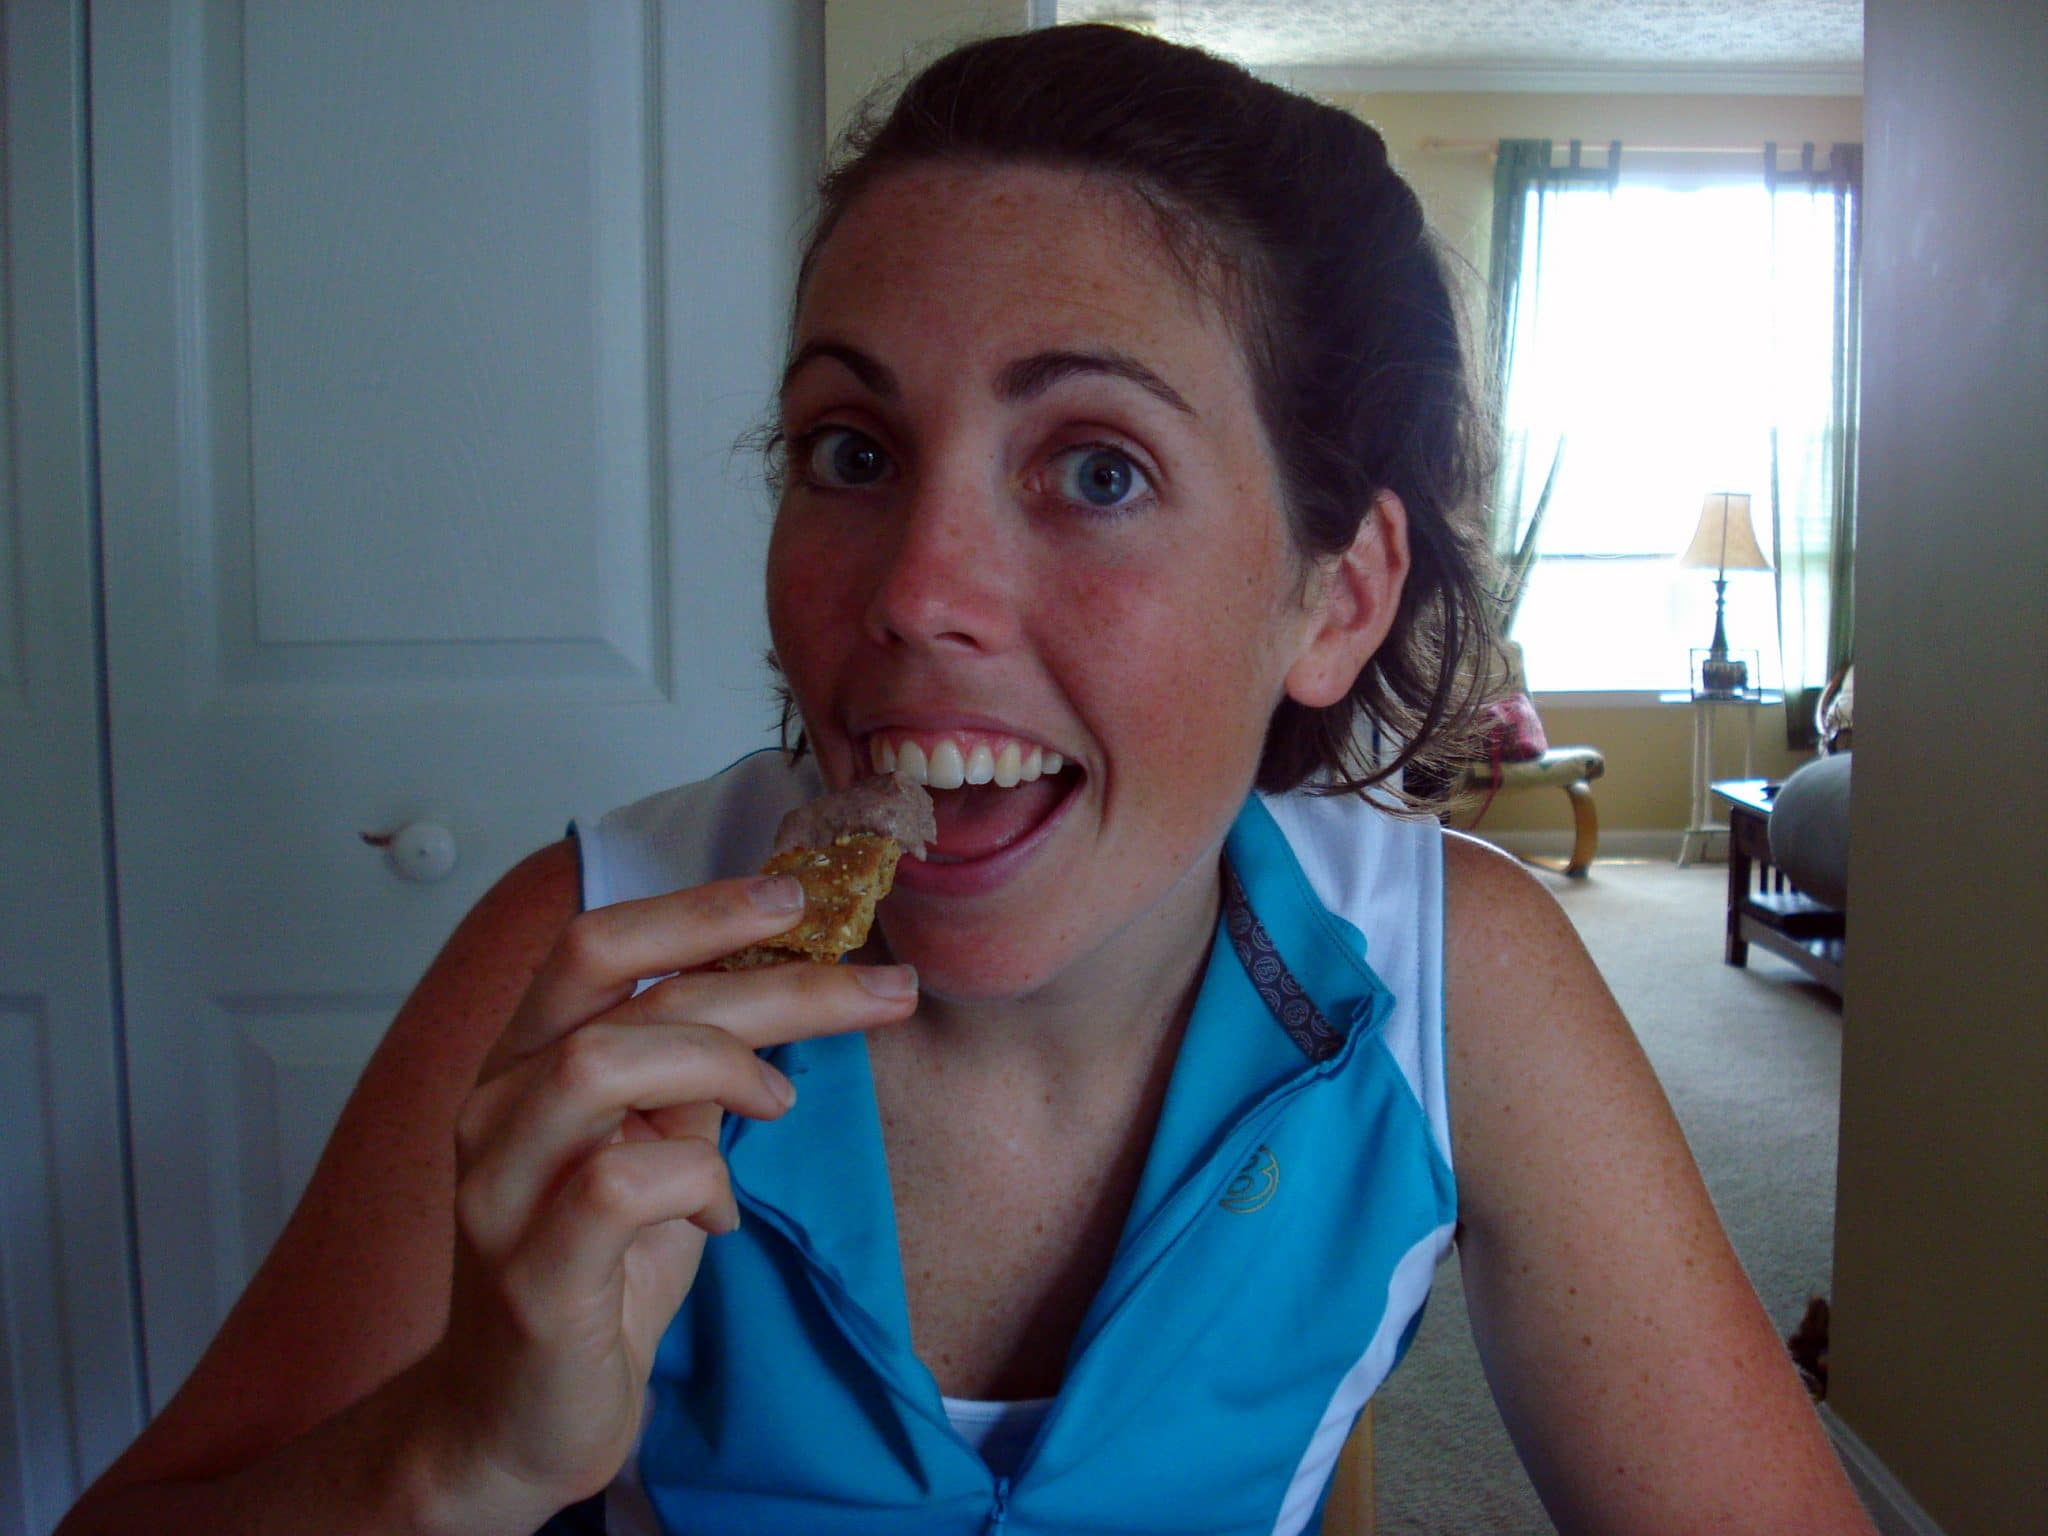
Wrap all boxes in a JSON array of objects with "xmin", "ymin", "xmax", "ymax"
[{"xmin": 925, "ymin": 774, "xmax": 1069, "ymax": 862}]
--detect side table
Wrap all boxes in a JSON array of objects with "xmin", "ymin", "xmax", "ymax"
[
  {"xmin": 1714, "ymin": 778, "xmax": 1845, "ymax": 993},
  {"xmin": 1662, "ymin": 690, "xmax": 1783, "ymax": 865}
]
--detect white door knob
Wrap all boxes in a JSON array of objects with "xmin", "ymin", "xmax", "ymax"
[{"xmin": 363, "ymin": 821, "xmax": 458, "ymax": 883}]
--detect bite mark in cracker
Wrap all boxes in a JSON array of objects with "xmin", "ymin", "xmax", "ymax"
[{"xmin": 717, "ymin": 773, "xmax": 935, "ymax": 970}]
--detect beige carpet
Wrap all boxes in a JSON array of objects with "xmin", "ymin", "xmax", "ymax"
[{"xmin": 1371, "ymin": 856, "xmax": 1844, "ymax": 1533}]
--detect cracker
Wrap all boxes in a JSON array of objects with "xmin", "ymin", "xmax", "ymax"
[{"xmin": 715, "ymin": 832, "xmax": 905, "ymax": 970}]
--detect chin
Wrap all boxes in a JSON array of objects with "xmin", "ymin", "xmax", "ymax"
[{"xmin": 873, "ymin": 908, "xmax": 1075, "ymax": 1006}]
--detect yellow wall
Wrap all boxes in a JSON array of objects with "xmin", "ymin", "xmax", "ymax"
[
  {"xmin": 1451, "ymin": 700, "xmax": 1811, "ymax": 842},
  {"xmin": 824, "ymin": 0, "xmax": 1032, "ymax": 151},
  {"xmin": 1314, "ymin": 89, "xmax": 1862, "ymax": 839},
  {"xmin": 1830, "ymin": 2, "xmax": 2048, "ymax": 1529},
  {"xmin": 1323, "ymin": 90, "xmax": 1864, "ymax": 276}
]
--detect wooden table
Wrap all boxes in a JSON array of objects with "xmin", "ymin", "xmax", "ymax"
[{"xmin": 1713, "ymin": 778, "xmax": 1845, "ymax": 994}]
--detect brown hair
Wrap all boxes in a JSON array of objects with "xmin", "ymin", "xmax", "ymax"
[{"xmin": 786, "ymin": 23, "xmax": 1498, "ymax": 797}]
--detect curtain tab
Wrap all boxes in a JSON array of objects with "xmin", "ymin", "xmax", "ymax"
[
  {"xmin": 1563, "ymin": 138, "xmax": 1621, "ymax": 188},
  {"xmin": 1831, "ymin": 141, "xmax": 1863, "ymax": 191}
]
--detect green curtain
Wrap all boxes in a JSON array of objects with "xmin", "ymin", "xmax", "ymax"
[
  {"xmin": 1766, "ymin": 142, "xmax": 1862, "ymax": 747},
  {"xmin": 1485, "ymin": 140, "xmax": 1619, "ymax": 639}
]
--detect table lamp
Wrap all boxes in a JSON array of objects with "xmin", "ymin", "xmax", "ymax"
[{"xmin": 1679, "ymin": 491, "xmax": 1771, "ymax": 696}]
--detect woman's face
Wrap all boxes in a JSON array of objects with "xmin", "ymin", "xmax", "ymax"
[{"xmin": 768, "ymin": 164, "xmax": 1381, "ymax": 1003}]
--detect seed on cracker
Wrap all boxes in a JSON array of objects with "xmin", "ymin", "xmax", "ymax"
[{"xmin": 716, "ymin": 774, "xmax": 934, "ymax": 970}]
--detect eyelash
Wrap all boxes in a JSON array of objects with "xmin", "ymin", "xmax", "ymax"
[{"xmin": 789, "ymin": 426, "xmax": 1160, "ymax": 517}]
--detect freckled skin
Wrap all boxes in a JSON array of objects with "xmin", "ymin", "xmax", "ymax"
[
  {"xmin": 764, "ymin": 165, "xmax": 1375, "ymax": 1396},
  {"xmin": 768, "ymin": 165, "xmax": 1332, "ymax": 1012},
  {"xmin": 50, "ymin": 150, "xmax": 1876, "ymax": 1517},
  {"xmin": 759, "ymin": 169, "xmax": 1878, "ymax": 1514}
]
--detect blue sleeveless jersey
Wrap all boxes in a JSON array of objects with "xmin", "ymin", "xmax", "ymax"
[{"xmin": 559, "ymin": 751, "xmax": 1455, "ymax": 1535}]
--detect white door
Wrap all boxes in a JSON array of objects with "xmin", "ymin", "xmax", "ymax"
[
  {"xmin": 89, "ymin": 0, "xmax": 822, "ymax": 1407},
  {"xmin": 1, "ymin": 4, "xmax": 147, "ymax": 1530}
]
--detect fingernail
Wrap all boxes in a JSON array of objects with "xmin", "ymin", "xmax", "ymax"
[
  {"xmin": 758, "ymin": 1059, "xmax": 797, "ymax": 1108},
  {"xmin": 749, "ymin": 875, "xmax": 804, "ymax": 913},
  {"xmin": 856, "ymin": 964, "xmax": 919, "ymax": 1000}
]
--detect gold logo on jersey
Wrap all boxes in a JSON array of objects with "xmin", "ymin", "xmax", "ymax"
[{"xmin": 1219, "ymin": 1144, "xmax": 1279, "ymax": 1213}]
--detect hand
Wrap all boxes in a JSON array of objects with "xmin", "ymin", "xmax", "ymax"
[{"xmin": 416, "ymin": 873, "xmax": 917, "ymax": 1526}]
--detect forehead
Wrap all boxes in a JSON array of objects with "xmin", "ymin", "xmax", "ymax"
[{"xmin": 795, "ymin": 163, "xmax": 1246, "ymax": 386}]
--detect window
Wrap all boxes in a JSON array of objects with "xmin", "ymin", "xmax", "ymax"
[{"xmin": 1504, "ymin": 173, "xmax": 1833, "ymax": 694}]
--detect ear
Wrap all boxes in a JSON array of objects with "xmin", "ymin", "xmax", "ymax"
[{"xmin": 1283, "ymin": 491, "xmax": 1413, "ymax": 709}]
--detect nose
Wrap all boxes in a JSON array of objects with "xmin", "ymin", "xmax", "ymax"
[{"xmin": 862, "ymin": 473, "xmax": 1021, "ymax": 655}]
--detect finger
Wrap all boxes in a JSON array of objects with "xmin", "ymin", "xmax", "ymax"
[
  {"xmin": 498, "ymin": 874, "xmax": 811, "ymax": 1066},
  {"xmin": 456, "ymin": 1022, "xmax": 791, "ymax": 1258},
  {"xmin": 614, "ymin": 960, "xmax": 920, "ymax": 1053},
  {"xmin": 505, "ymin": 1137, "xmax": 734, "ymax": 1319},
  {"xmin": 464, "ymin": 1017, "xmax": 786, "ymax": 1169},
  {"xmin": 459, "ymin": 961, "xmax": 918, "ymax": 1250}
]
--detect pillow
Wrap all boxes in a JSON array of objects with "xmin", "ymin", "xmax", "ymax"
[
  {"xmin": 1482, "ymin": 690, "xmax": 1549, "ymax": 764},
  {"xmin": 1769, "ymin": 753, "xmax": 1852, "ymax": 908}
]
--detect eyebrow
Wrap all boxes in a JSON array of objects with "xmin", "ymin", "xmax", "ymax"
[
  {"xmin": 781, "ymin": 339, "xmax": 1195, "ymax": 418},
  {"xmin": 995, "ymin": 349, "xmax": 1196, "ymax": 417},
  {"xmin": 782, "ymin": 340, "xmax": 899, "ymax": 400}
]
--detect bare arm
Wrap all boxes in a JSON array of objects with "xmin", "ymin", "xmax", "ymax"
[
  {"xmin": 59, "ymin": 840, "xmax": 919, "ymax": 1535},
  {"xmin": 1442, "ymin": 834, "xmax": 1876, "ymax": 1535},
  {"xmin": 58, "ymin": 840, "xmax": 585, "ymax": 1535}
]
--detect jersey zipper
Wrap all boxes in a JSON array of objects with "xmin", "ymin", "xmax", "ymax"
[
  {"xmin": 983, "ymin": 1476, "xmax": 1011, "ymax": 1534},
  {"xmin": 1006, "ymin": 1008, "xmax": 1380, "ymax": 1485},
  {"xmin": 731, "ymin": 988, "xmax": 1385, "ymax": 1500}
]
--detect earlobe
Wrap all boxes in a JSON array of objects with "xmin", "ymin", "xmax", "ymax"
[{"xmin": 1283, "ymin": 491, "xmax": 1413, "ymax": 708}]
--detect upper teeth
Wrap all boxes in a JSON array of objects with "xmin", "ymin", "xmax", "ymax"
[{"xmin": 871, "ymin": 734, "xmax": 1063, "ymax": 788}]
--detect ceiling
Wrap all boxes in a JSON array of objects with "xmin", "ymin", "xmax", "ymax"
[{"xmin": 1056, "ymin": 1, "xmax": 1864, "ymax": 91}]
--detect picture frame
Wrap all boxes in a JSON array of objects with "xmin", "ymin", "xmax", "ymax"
[{"xmin": 1691, "ymin": 647, "xmax": 1762, "ymax": 701}]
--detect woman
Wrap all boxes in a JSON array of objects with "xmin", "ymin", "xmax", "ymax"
[{"xmin": 60, "ymin": 26, "xmax": 1875, "ymax": 1536}]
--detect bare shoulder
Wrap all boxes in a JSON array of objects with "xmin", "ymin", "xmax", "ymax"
[
  {"xmin": 1436, "ymin": 828, "xmax": 1668, "ymax": 1241},
  {"xmin": 1440, "ymin": 827, "xmax": 1584, "ymax": 979},
  {"xmin": 1437, "ymin": 829, "xmax": 1637, "ymax": 1211},
  {"xmin": 81, "ymin": 839, "xmax": 582, "ymax": 1496},
  {"xmin": 1433, "ymin": 832, "xmax": 1873, "ymax": 1533},
  {"xmin": 1438, "ymin": 828, "xmax": 1621, "ymax": 1078}
]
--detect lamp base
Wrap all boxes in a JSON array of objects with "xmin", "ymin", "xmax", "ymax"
[{"xmin": 1699, "ymin": 654, "xmax": 1750, "ymax": 698}]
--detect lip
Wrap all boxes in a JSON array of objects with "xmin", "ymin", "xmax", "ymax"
[{"xmin": 887, "ymin": 766, "xmax": 1085, "ymax": 899}]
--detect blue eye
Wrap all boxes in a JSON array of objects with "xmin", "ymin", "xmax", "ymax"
[
  {"xmin": 1054, "ymin": 446, "xmax": 1151, "ymax": 510},
  {"xmin": 805, "ymin": 427, "xmax": 892, "ymax": 488}
]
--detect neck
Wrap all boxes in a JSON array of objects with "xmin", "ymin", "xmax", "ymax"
[{"xmin": 879, "ymin": 856, "xmax": 1224, "ymax": 1092}]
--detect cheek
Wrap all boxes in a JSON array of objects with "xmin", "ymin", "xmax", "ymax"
[
  {"xmin": 762, "ymin": 526, "xmax": 801, "ymax": 639},
  {"xmin": 1053, "ymin": 548, "xmax": 1295, "ymax": 754},
  {"xmin": 764, "ymin": 517, "xmax": 853, "ymax": 698}
]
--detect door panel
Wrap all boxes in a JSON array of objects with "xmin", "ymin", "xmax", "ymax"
[
  {"xmin": 1, "ymin": 3, "xmax": 147, "ymax": 1530},
  {"xmin": 201, "ymin": 994, "xmax": 394, "ymax": 1305},
  {"xmin": 90, "ymin": 0, "xmax": 822, "ymax": 1405},
  {"xmin": 236, "ymin": 0, "xmax": 666, "ymax": 682},
  {"xmin": 0, "ymin": 1004, "xmax": 75, "ymax": 1536}
]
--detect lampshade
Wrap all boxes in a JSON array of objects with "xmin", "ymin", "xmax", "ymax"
[{"xmin": 1678, "ymin": 492, "xmax": 1772, "ymax": 574}]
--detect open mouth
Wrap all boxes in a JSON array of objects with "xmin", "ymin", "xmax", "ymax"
[{"xmin": 867, "ymin": 731, "xmax": 1083, "ymax": 866}]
